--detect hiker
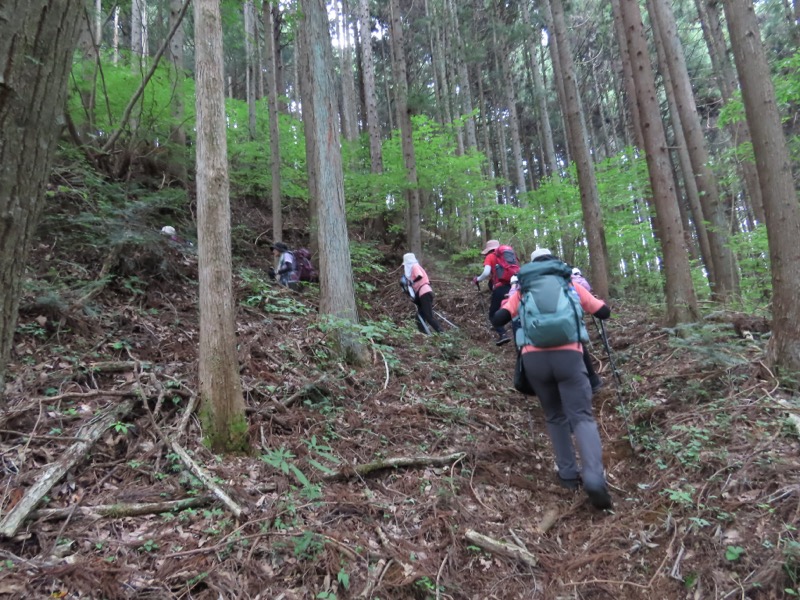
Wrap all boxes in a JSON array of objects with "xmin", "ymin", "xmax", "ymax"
[
  {"xmin": 473, "ymin": 240, "xmax": 519, "ymax": 346},
  {"xmin": 269, "ymin": 242, "xmax": 300, "ymax": 289},
  {"xmin": 492, "ymin": 248, "xmax": 613, "ymax": 509},
  {"xmin": 401, "ymin": 253, "xmax": 442, "ymax": 334},
  {"xmin": 569, "ymin": 266, "xmax": 602, "ymax": 392},
  {"xmin": 571, "ymin": 267, "xmax": 592, "ymax": 292}
]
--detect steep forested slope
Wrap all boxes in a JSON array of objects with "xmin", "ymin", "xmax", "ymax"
[{"xmin": 0, "ymin": 198, "xmax": 798, "ymax": 600}]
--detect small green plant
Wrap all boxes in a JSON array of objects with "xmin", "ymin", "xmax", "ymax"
[
  {"xmin": 140, "ymin": 539, "xmax": 159, "ymax": 553},
  {"xmin": 337, "ymin": 567, "xmax": 350, "ymax": 590},
  {"xmin": 725, "ymin": 545, "xmax": 745, "ymax": 561},
  {"xmin": 113, "ymin": 421, "xmax": 129, "ymax": 434},
  {"xmin": 261, "ymin": 447, "xmax": 314, "ymax": 490}
]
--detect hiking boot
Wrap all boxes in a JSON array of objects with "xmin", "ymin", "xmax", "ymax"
[
  {"xmin": 589, "ymin": 374, "xmax": 603, "ymax": 393},
  {"xmin": 557, "ymin": 475, "xmax": 581, "ymax": 490},
  {"xmin": 585, "ymin": 485, "xmax": 613, "ymax": 510},
  {"xmin": 495, "ymin": 335, "xmax": 511, "ymax": 346}
]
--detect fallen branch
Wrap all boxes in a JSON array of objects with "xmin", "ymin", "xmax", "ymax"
[
  {"xmin": 536, "ymin": 508, "xmax": 560, "ymax": 534},
  {"xmin": 30, "ymin": 496, "xmax": 212, "ymax": 522},
  {"xmin": 324, "ymin": 452, "xmax": 466, "ymax": 481},
  {"xmin": 282, "ymin": 376, "xmax": 331, "ymax": 408},
  {"xmin": 33, "ymin": 389, "xmax": 134, "ymax": 403},
  {"xmin": 0, "ymin": 399, "xmax": 135, "ymax": 538},
  {"xmin": 359, "ymin": 558, "xmax": 388, "ymax": 599},
  {"xmin": 464, "ymin": 529, "xmax": 538, "ymax": 568},
  {"xmin": 169, "ymin": 441, "xmax": 246, "ymax": 519}
]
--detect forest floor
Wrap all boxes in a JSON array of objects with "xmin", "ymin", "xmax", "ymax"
[{"xmin": 1, "ymin": 201, "xmax": 799, "ymax": 600}]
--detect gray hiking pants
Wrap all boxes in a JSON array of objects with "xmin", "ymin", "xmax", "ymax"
[{"xmin": 521, "ymin": 349, "xmax": 607, "ymax": 491}]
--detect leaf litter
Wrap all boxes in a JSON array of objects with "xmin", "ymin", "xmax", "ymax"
[{"xmin": 1, "ymin": 207, "xmax": 799, "ymax": 599}]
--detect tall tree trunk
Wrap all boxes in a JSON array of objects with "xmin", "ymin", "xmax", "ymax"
[
  {"xmin": 357, "ymin": 1, "xmax": 381, "ymax": 167},
  {"xmin": 610, "ymin": 0, "xmax": 644, "ymax": 150},
  {"xmin": 542, "ymin": 0, "xmax": 571, "ymax": 164},
  {"xmin": 244, "ymin": 0, "xmax": 258, "ymax": 140},
  {"xmin": 549, "ymin": 0, "xmax": 610, "ymax": 299},
  {"xmin": 194, "ymin": 0, "xmax": 248, "ymax": 452},
  {"xmin": 648, "ymin": 0, "xmax": 714, "ymax": 283},
  {"xmin": 113, "ymin": 6, "xmax": 120, "ymax": 64},
  {"xmin": 264, "ymin": 0, "xmax": 283, "ymax": 245},
  {"xmin": 723, "ymin": 0, "xmax": 800, "ymax": 371},
  {"xmin": 617, "ymin": 0, "xmax": 699, "ymax": 325},
  {"xmin": 389, "ymin": 0, "xmax": 422, "ymax": 256},
  {"xmin": 298, "ymin": 0, "xmax": 366, "ymax": 365},
  {"xmin": 650, "ymin": 0, "xmax": 740, "ymax": 302},
  {"xmin": 337, "ymin": 0, "xmax": 359, "ymax": 141},
  {"xmin": 0, "ymin": 0, "xmax": 83, "ymax": 401},
  {"xmin": 451, "ymin": 0, "xmax": 477, "ymax": 152},
  {"xmin": 493, "ymin": 22, "xmax": 526, "ymax": 203},
  {"xmin": 696, "ymin": 0, "xmax": 765, "ymax": 225},
  {"xmin": 167, "ymin": 0, "xmax": 188, "ymax": 184},
  {"xmin": 521, "ymin": 1, "xmax": 558, "ymax": 178}
]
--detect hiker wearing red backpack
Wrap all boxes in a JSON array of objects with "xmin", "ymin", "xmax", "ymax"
[
  {"xmin": 472, "ymin": 240, "xmax": 520, "ymax": 346},
  {"xmin": 269, "ymin": 242, "xmax": 300, "ymax": 290},
  {"xmin": 492, "ymin": 248, "xmax": 613, "ymax": 510}
]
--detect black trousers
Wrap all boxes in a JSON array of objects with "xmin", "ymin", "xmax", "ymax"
[
  {"xmin": 489, "ymin": 283, "xmax": 511, "ymax": 337},
  {"xmin": 416, "ymin": 292, "xmax": 442, "ymax": 333}
]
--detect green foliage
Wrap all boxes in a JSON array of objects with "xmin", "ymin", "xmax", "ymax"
[
  {"xmin": 68, "ymin": 55, "xmax": 196, "ymax": 147},
  {"xmin": 227, "ymin": 104, "xmax": 308, "ymax": 202},
  {"xmin": 239, "ymin": 268, "xmax": 312, "ymax": 316}
]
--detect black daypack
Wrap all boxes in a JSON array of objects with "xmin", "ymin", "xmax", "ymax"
[
  {"xmin": 515, "ymin": 259, "xmax": 588, "ymax": 348},
  {"xmin": 295, "ymin": 248, "xmax": 318, "ymax": 282}
]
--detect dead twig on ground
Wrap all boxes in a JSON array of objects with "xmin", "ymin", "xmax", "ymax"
[
  {"xmin": 464, "ymin": 529, "xmax": 538, "ymax": 568},
  {"xmin": 324, "ymin": 451, "xmax": 466, "ymax": 481},
  {"xmin": 0, "ymin": 399, "xmax": 135, "ymax": 537},
  {"xmin": 169, "ymin": 441, "xmax": 246, "ymax": 518},
  {"xmin": 30, "ymin": 496, "xmax": 212, "ymax": 522}
]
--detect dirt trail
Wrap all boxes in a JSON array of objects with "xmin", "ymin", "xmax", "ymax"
[{"xmin": 1, "ymin": 236, "xmax": 797, "ymax": 599}]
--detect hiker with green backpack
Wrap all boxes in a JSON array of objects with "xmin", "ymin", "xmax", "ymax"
[{"xmin": 492, "ymin": 248, "xmax": 613, "ymax": 510}]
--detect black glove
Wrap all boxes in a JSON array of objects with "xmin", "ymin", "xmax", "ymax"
[
  {"xmin": 593, "ymin": 305, "xmax": 611, "ymax": 320},
  {"xmin": 268, "ymin": 267, "xmax": 276, "ymax": 280}
]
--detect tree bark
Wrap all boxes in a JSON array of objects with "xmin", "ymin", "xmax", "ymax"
[
  {"xmin": 298, "ymin": 0, "xmax": 366, "ymax": 365},
  {"xmin": 195, "ymin": 0, "xmax": 248, "ymax": 452},
  {"xmin": 493, "ymin": 17, "xmax": 527, "ymax": 202},
  {"xmin": 167, "ymin": 0, "xmax": 188, "ymax": 184},
  {"xmin": 244, "ymin": 0, "xmax": 258, "ymax": 140},
  {"xmin": 617, "ymin": 0, "xmax": 699, "ymax": 324},
  {"xmin": 648, "ymin": 0, "xmax": 714, "ymax": 282},
  {"xmin": 264, "ymin": 0, "xmax": 283, "ymax": 244},
  {"xmin": 337, "ymin": 0, "xmax": 359, "ymax": 141},
  {"xmin": 610, "ymin": 0, "xmax": 644, "ymax": 150},
  {"xmin": 696, "ymin": 0, "xmax": 765, "ymax": 225},
  {"xmin": 389, "ymin": 0, "xmax": 422, "ymax": 256},
  {"xmin": 722, "ymin": 0, "xmax": 800, "ymax": 371},
  {"xmin": 650, "ymin": 0, "xmax": 740, "ymax": 302},
  {"xmin": 358, "ymin": 0, "xmax": 383, "ymax": 174},
  {"xmin": 521, "ymin": 1, "xmax": 558, "ymax": 178},
  {"xmin": 548, "ymin": 0, "xmax": 611, "ymax": 299},
  {"xmin": 0, "ymin": 0, "xmax": 83, "ymax": 401}
]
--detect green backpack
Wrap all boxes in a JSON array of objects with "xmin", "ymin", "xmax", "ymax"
[{"xmin": 515, "ymin": 259, "xmax": 589, "ymax": 348}]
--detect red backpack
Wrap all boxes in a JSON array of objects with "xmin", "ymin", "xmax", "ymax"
[
  {"xmin": 494, "ymin": 245, "xmax": 520, "ymax": 285},
  {"xmin": 295, "ymin": 248, "xmax": 318, "ymax": 282}
]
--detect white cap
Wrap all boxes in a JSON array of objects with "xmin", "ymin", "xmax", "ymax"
[
  {"xmin": 161, "ymin": 226, "xmax": 176, "ymax": 236},
  {"xmin": 531, "ymin": 248, "xmax": 552, "ymax": 261},
  {"xmin": 402, "ymin": 253, "xmax": 417, "ymax": 267},
  {"xmin": 510, "ymin": 275, "xmax": 518, "ymax": 285},
  {"xmin": 572, "ymin": 267, "xmax": 581, "ymax": 276}
]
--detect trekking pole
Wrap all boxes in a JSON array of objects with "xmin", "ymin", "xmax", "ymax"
[
  {"xmin": 416, "ymin": 312, "xmax": 432, "ymax": 335},
  {"xmin": 592, "ymin": 316, "xmax": 637, "ymax": 450},
  {"xmin": 433, "ymin": 310, "xmax": 458, "ymax": 330}
]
